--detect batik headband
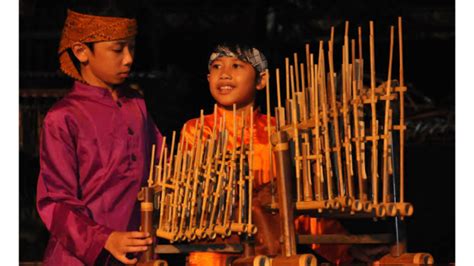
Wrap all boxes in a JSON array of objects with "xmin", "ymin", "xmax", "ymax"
[
  {"xmin": 208, "ymin": 45, "xmax": 268, "ymax": 74},
  {"xmin": 58, "ymin": 9, "xmax": 137, "ymax": 81}
]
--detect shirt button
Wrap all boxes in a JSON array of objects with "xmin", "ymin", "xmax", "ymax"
[
  {"xmin": 128, "ymin": 127, "xmax": 134, "ymax": 135},
  {"xmin": 117, "ymin": 101, "xmax": 122, "ymax": 107},
  {"xmin": 131, "ymin": 154, "xmax": 137, "ymax": 161}
]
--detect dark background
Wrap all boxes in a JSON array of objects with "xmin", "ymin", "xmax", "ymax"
[{"xmin": 19, "ymin": 0, "xmax": 454, "ymax": 263}]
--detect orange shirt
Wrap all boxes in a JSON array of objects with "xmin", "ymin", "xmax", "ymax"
[
  {"xmin": 181, "ymin": 106, "xmax": 274, "ymax": 188},
  {"xmin": 181, "ymin": 106, "xmax": 352, "ymax": 265}
]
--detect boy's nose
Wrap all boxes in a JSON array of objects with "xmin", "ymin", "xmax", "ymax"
[
  {"xmin": 123, "ymin": 47, "xmax": 134, "ymax": 66},
  {"xmin": 219, "ymin": 72, "xmax": 232, "ymax": 79}
]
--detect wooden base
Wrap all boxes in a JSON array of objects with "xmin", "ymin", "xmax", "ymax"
[
  {"xmin": 270, "ymin": 254, "xmax": 317, "ymax": 266},
  {"xmin": 376, "ymin": 252, "xmax": 434, "ymax": 265},
  {"xmin": 232, "ymin": 255, "xmax": 270, "ymax": 266}
]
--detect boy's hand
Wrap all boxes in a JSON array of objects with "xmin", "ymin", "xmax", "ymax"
[{"xmin": 104, "ymin": 231, "xmax": 152, "ymax": 265}]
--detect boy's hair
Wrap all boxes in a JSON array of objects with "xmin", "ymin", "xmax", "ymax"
[
  {"xmin": 208, "ymin": 44, "xmax": 268, "ymax": 76},
  {"xmin": 58, "ymin": 0, "xmax": 138, "ymax": 81}
]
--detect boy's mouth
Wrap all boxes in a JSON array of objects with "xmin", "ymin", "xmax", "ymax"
[
  {"xmin": 219, "ymin": 86, "xmax": 234, "ymax": 91},
  {"xmin": 217, "ymin": 85, "xmax": 235, "ymax": 94},
  {"xmin": 118, "ymin": 72, "xmax": 129, "ymax": 78}
]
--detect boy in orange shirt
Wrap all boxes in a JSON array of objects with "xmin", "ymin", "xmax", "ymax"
[{"xmin": 181, "ymin": 44, "xmax": 352, "ymax": 265}]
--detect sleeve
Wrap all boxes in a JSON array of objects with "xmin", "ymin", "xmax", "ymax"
[
  {"xmin": 180, "ymin": 118, "xmax": 199, "ymax": 149},
  {"xmin": 36, "ymin": 115, "xmax": 113, "ymax": 265}
]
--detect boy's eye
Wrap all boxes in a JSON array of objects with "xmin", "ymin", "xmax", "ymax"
[
  {"xmin": 232, "ymin": 63, "xmax": 242, "ymax": 69},
  {"xmin": 211, "ymin": 63, "xmax": 221, "ymax": 69}
]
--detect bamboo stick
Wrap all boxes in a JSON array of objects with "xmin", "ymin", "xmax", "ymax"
[
  {"xmin": 342, "ymin": 26, "xmax": 356, "ymax": 202},
  {"xmin": 328, "ymin": 40, "xmax": 345, "ymax": 202},
  {"xmin": 318, "ymin": 41, "xmax": 334, "ymax": 202},
  {"xmin": 223, "ymin": 105, "xmax": 238, "ymax": 227},
  {"xmin": 398, "ymin": 16, "xmax": 406, "ymax": 205},
  {"xmin": 369, "ymin": 21, "xmax": 380, "ymax": 206},
  {"xmin": 247, "ymin": 106, "xmax": 255, "ymax": 235},
  {"xmin": 306, "ymin": 43, "xmax": 311, "ymax": 87},
  {"xmin": 188, "ymin": 111, "xmax": 206, "ymax": 238},
  {"xmin": 147, "ymin": 144, "xmax": 156, "ymax": 187},
  {"xmin": 294, "ymin": 53, "xmax": 300, "ymax": 92},
  {"xmin": 276, "ymin": 68, "xmax": 286, "ymax": 128},
  {"xmin": 291, "ymin": 98, "xmax": 302, "ymax": 202},
  {"xmin": 155, "ymin": 137, "xmax": 167, "ymax": 187},
  {"xmin": 312, "ymin": 62, "xmax": 324, "ymax": 203},
  {"xmin": 300, "ymin": 63, "xmax": 308, "ymax": 121},
  {"xmin": 265, "ymin": 69, "xmax": 276, "ymax": 206},
  {"xmin": 382, "ymin": 26, "xmax": 395, "ymax": 205},
  {"xmin": 238, "ymin": 114, "xmax": 246, "ymax": 227}
]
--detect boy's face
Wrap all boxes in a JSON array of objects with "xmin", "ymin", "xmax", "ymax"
[
  {"xmin": 79, "ymin": 38, "xmax": 135, "ymax": 89},
  {"xmin": 208, "ymin": 56, "xmax": 265, "ymax": 109}
]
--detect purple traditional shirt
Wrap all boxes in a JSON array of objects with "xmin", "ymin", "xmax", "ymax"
[{"xmin": 36, "ymin": 81, "xmax": 163, "ymax": 265}]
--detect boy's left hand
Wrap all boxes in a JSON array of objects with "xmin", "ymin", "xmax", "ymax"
[{"xmin": 104, "ymin": 231, "xmax": 153, "ymax": 265}]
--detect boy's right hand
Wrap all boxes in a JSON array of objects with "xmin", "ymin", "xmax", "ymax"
[{"xmin": 104, "ymin": 231, "xmax": 152, "ymax": 265}]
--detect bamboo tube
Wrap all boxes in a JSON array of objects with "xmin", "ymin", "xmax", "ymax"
[
  {"xmin": 271, "ymin": 131, "xmax": 297, "ymax": 256},
  {"xmin": 290, "ymin": 65, "xmax": 296, "ymax": 101},
  {"xmin": 342, "ymin": 38, "xmax": 355, "ymax": 201},
  {"xmin": 188, "ymin": 112, "xmax": 206, "ymax": 234},
  {"xmin": 209, "ymin": 131, "xmax": 228, "ymax": 234},
  {"xmin": 291, "ymin": 98, "xmax": 302, "ymax": 202},
  {"xmin": 173, "ymin": 138, "xmax": 189, "ymax": 239},
  {"xmin": 285, "ymin": 58, "xmax": 292, "ymax": 125},
  {"xmin": 311, "ymin": 61, "xmax": 323, "ymax": 203},
  {"xmin": 223, "ymin": 105, "xmax": 238, "ymax": 227},
  {"xmin": 369, "ymin": 21, "xmax": 380, "ymax": 205},
  {"xmin": 318, "ymin": 41, "xmax": 334, "ymax": 201},
  {"xmin": 294, "ymin": 53, "xmax": 300, "ymax": 92},
  {"xmin": 155, "ymin": 137, "xmax": 167, "ymax": 187},
  {"xmin": 351, "ymin": 42, "xmax": 368, "ymax": 208},
  {"xmin": 398, "ymin": 16, "xmax": 406, "ymax": 206},
  {"xmin": 157, "ymin": 137, "xmax": 167, "ymax": 227},
  {"xmin": 309, "ymin": 54, "xmax": 315, "ymax": 117},
  {"xmin": 276, "ymin": 68, "xmax": 282, "ymax": 109},
  {"xmin": 328, "ymin": 40, "xmax": 345, "ymax": 201},
  {"xmin": 300, "ymin": 63, "xmax": 308, "ymax": 121},
  {"xmin": 238, "ymin": 116, "xmax": 246, "ymax": 226},
  {"xmin": 197, "ymin": 106, "xmax": 218, "ymax": 233},
  {"xmin": 247, "ymin": 106, "xmax": 255, "ymax": 235},
  {"xmin": 139, "ymin": 186, "xmax": 154, "ymax": 262},
  {"xmin": 306, "ymin": 43, "xmax": 311, "ymax": 87},
  {"xmin": 275, "ymin": 68, "xmax": 286, "ymax": 128},
  {"xmin": 178, "ymin": 120, "xmax": 200, "ymax": 238},
  {"xmin": 358, "ymin": 26, "xmax": 363, "ymax": 62},
  {"xmin": 147, "ymin": 144, "xmax": 156, "ymax": 187},
  {"xmin": 302, "ymin": 134, "xmax": 313, "ymax": 201},
  {"xmin": 382, "ymin": 26, "xmax": 395, "ymax": 206},
  {"xmin": 170, "ymin": 144, "xmax": 182, "ymax": 234},
  {"xmin": 265, "ymin": 69, "xmax": 276, "ymax": 207},
  {"xmin": 167, "ymin": 131, "xmax": 176, "ymax": 180}
]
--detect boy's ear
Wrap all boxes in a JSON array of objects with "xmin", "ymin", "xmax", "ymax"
[
  {"xmin": 71, "ymin": 42, "xmax": 89, "ymax": 63},
  {"xmin": 207, "ymin": 73, "xmax": 210, "ymax": 83},
  {"xmin": 255, "ymin": 71, "xmax": 267, "ymax": 91}
]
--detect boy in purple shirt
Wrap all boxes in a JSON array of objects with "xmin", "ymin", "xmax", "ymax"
[{"xmin": 36, "ymin": 2, "xmax": 163, "ymax": 265}]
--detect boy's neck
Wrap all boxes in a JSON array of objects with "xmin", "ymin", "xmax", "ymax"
[
  {"xmin": 79, "ymin": 80, "xmax": 119, "ymax": 101},
  {"xmin": 219, "ymin": 102, "xmax": 255, "ymax": 115}
]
